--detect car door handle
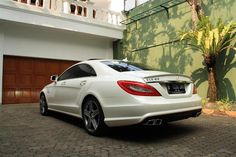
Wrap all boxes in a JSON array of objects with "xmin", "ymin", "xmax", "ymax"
[
  {"xmin": 61, "ymin": 81, "xmax": 66, "ymax": 86},
  {"xmin": 80, "ymin": 80, "xmax": 87, "ymax": 86}
]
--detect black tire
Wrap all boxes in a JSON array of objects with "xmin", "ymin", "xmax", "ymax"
[
  {"xmin": 82, "ymin": 97, "xmax": 106, "ymax": 136},
  {"xmin": 40, "ymin": 94, "xmax": 49, "ymax": 116}
]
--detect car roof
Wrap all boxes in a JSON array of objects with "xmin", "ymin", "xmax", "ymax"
[
  {"xmin": 78, "ymin": 59, "xmax": 123, "ymax": 65},
  {"xmin": 75, "ymin": 59, "xmax": 122, "ymax": 75}
]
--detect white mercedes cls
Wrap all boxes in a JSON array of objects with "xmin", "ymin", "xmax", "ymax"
[{"xmin": 40, "ymin": 59, "xmax": 202, "ymax": 135}]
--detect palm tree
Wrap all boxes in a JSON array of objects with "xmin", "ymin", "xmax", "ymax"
[{"xmin": 180, "ymin": 17, "xmax": 236, "ymax": 102}]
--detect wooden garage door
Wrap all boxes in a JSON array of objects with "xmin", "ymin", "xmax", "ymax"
[{"xmin": 3, "ymin": 56, "xmax": 78, "ymax": 104}]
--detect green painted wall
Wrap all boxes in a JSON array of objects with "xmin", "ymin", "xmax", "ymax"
[{"xmin": 115, "ymin": 0, "xmax": 236, "ymax": 100}]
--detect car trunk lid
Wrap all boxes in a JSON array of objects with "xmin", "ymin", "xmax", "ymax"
[{"xmin": 123, "ymin": 71, "xmax": 193, "ymax": 98}]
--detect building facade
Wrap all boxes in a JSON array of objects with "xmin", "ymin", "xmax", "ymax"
[
  {"xmin": 115, "ymin": 0, "xmax": 236, "ymax": 101},
  {"xmin": 0, "ymin": 0, "xmax": 124, "ymax": 104}
]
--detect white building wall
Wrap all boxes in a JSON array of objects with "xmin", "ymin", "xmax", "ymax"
[
  {"xmin": 2, "ymin": 22, "xmax": 113, "ymax": 61},
  {"xmin": 0, "ymin": 25, "xmax": 4, "ymax": 104},
  {"xmin": 0, "ymin": 0, "xmax": 124, "ymax": 39},
  {"xmin": 0, "ymin": 22, "xmax": 114, "ymax": 104}
]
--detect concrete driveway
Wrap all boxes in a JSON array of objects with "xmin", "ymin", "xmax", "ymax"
[{"xmin": 0, "ymin": 104, "xmax": 236, "ymax": 157}]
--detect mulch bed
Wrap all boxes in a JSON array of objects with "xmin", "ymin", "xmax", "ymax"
[{"xmin": 203, "ymin": 108, "xmax": 236, "ymax": 118}]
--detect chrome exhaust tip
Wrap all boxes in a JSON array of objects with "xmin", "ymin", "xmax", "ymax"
[
  {"xmin": 195, "ymin": 111, "xmax": 202, "ymax": 117},
  {"xmin": 144, "ymin": 119, "xmax": 162, "ymax": 126}
]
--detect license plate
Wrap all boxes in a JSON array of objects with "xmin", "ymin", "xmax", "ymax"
[{"xmin": 166, "ymin": 83, "xmax": 186, "ymax": 94}]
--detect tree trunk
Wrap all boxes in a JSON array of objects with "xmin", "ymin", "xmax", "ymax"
[
  {"xmin": 186, "ymin": 0, "xmax": 205, "ymax": 29},
  {"xmin": 204, "ymin": 54, "xmax": 218, "ymax": 102},
  {"xmin": 207, "ymin": 66, "xmax": 218, "ymax": 102},
  {"xmin": 191, "ymin": 2, "xmax": 197, "ymax": 29},
  {"xmin": 195, "ymin": 0, "xmax": 204, "ymax": 20}
]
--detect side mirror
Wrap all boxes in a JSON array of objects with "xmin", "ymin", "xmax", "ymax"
[{"xmin": 50, "ymin": 75, "xmax": 58, "ymax": 82}]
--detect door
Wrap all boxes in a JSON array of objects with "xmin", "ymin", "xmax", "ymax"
[{"xmin": 49, "ymin": 64, "xmax": 97, "ymax": 114}]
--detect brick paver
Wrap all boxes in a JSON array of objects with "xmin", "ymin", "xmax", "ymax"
[{"xmin": 0, "ymin": 104, "xmax": 236, "ymax": 157}]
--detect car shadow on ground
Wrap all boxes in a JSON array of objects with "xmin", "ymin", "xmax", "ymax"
[
  {"xmin": 105, "ymin": 123, "xmax": 200, "ymax": 143},
  {"xmin": 48, "ymin": 110, "xmax": 201, "ymax": 143},
  {"xmin": 48, "ymin": 110, "xmax": 85, "ymax": 128}
]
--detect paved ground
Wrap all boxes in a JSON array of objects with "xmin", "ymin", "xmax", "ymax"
[{"xmin": 0, "ymin": 104, "xmax": 236, "ymax": 157}]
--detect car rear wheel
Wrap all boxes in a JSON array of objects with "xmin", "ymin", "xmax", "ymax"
[
  {"xmin": 40, "ymin": 94, "xmax": 49, "ymax": 116},
  {"xmin": 82, "ymin": 97, "xmax": 106, "ymax": 136}
]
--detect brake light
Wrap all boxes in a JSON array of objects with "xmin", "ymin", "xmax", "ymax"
[
  {"xmin": 193, "ymin": 86, "xmax": 197, "ymax": 94},
  {"xmin": 117, "ymin": 80, "xmax": 161, "ymax": 96}
]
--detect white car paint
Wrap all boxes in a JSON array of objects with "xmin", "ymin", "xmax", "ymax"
[{"xmin": 41, "ymin": 59, "xmax": 202, "ymax": 127}]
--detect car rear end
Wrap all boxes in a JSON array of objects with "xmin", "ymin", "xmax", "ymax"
[
  {"xmin": 98, "ymin": 60, "xmax": 202, "ymax": 127},
  {"xmin": 102, "ymin": 73, "xmax": 201, "ymax": 127}
]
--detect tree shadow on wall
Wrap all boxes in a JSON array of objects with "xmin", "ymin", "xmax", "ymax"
[
  {"xmin": 217, "ymin": 50, "xmax": 236, "ymax": 100},
  {"xmin": 120, "ymin": 1, "xmax": 191, "ymax": 62},
  {"xmin": 202, "ymin": 0, "xmax": 235, "ymax": 21},
  {"xmin": 191, "ymin": 50, "xmax": 236, "ymax": 101},
  {"xmin": 191, "ymin": 66, "xmax": 207, "ymax": 87},
  {"xmin": 158, "ymin": 42, "xmax": 193, "ymax": 74}
]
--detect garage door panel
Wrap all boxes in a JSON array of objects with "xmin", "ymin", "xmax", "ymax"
[
  {"xmin": 31, "ymin": 88, "xmax": 41, "ymax": 102},
  {"xmin": 3, "ymin": 88, "xmax": 16, "ymax": 104},
  {"xmin": 17, "ymin": 89, "xmax": 32, "ymax": 103},
  {"xmin": 60, "ymin": 62, "xmax": 75, "ymax": 72},
  {"xmin": 3, "ymin": 57, "xmax": 17, "ymax": 73},
  {"xmin": 34, "ymin": 75, "xmax": 47, "ymax": 88},
  {"xmin": 3, "ymin": 74, "xmax": 16, "ymax": 88},
  {"xmin": 3, "ymin": 56, "xmax": 77, "ymax": 104},
  {"xmin": 34, "ymin": 61, "xmax": 47, "ymax": 75},
  {"xmin": 16, "ymin": 75, "xmax": 33, "ymax": 88},
  {"xmin": 45, "ymin": 75, "xmax": 52, "ymax": 84},
  {"xmin": 19, "ymin": 59, "xmax": 33, "ymax": 74},
  {"xmin": 47, "ymin": 62, "xmax": 60, "ymax": 75}
]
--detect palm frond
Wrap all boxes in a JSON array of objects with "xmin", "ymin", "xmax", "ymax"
[{"xmin": 179, "ymin": 17, "xmax": 236, "ymax": 56}]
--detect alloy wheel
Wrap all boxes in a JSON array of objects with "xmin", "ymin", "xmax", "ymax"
[
  {"xmin": 40, "ymin": 95, "xmax": 48, "ymax": 115},
  {"xmin": 83, "ymin": 100, "xmax": 101, "ymax": 132}
]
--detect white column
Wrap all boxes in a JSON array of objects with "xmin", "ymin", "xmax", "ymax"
[
  {"xmin": 56, "ymin": 0, "xmax": 63, "ymax": 12},
  {"xmin": 51, "ymin": 0, "xmax": 55, "ymax": 11},
  {"xmin": 0, "ymin": 26, "xmax": 4, "ymax": 105},
  {"xmin": 113, "ymin": 14, "xmax": 118, "ymax": 25},
  {"xmin": 74, "ymin": 4, "xmax": 78, "ymax": 15},
  {"xmin": 63, "ymin": 1, "xmax": 70, "ymax": 14},
  {"xmin": 117, "ymin": 14, "xmax": 122, "ymax": 25},
  {"xmin": 103, "ymin": 11, "xmax": 109, "ymax": 23},
  {"xmin": 50, "ymin": 0, "xmax": 63, "ymax": 12},
  {"xmin": 36, "ymin": 0, "xmax": 39, "ymax": 7},
  {"xmin": 108, "ymin": 12, "xmax": 112, "ymax": 24},
  {"xmin": 43, "ymin": 0, "xmax": 50, "ymax": 9},
  {"xmin": 86, "ymin": 1, "xmax": 95, "ymax": 19}
]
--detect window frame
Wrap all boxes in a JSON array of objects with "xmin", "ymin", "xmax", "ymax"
[
  {"xmin": 101, "ymin": 61, "xmax": 150, "ymax": 72},
  {"xmin": 57, "ymin": 63, "xmax": 97, "ymax": 81}
]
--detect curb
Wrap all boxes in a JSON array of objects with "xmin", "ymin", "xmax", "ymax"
[{"xmin": 203, "ymin": 109, "xmax": 236, "ymax": 118}]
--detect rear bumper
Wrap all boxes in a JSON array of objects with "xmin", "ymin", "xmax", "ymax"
[
  {"xmin": 103, "ymin": 95, "xmax": 202, "ymax": 127},
  {"xmin": 142, "ymin": 109, "xmax": 202, "ymax": 125},
  {"xmin": 104, "ymin": 106, "xmax": 202, "ymax": 127}
]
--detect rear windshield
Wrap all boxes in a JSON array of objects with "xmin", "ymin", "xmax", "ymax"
[{"xmin": 101, "ymin": 61, "xmax": 152, "ymax": 72}]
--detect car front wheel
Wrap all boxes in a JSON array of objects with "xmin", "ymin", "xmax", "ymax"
[
  {"xmin": 40, "ymin": 94, "xmax": 49, "ymax": 116},
  {"xmin": 82, "ymin": 97, "xmax": 106, "ymax": 136}
]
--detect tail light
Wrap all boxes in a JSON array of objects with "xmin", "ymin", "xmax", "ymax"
[
  {"xmin": 117, "ymin": 80, "xmax": 161, "ymax": 96},
  {"xmin": 193, "ymin": 85, "xmax": 197, "ymax": 94}
]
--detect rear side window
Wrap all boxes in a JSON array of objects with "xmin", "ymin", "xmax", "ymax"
[
  {"xmin": 58, "ymin": 64, "xmax": 96, "ymax": 81},
  {"xmin": 78, "ymin": 64, "xmax": 96, "ymax": 77},
  {"xmin": 101, "ymin": 61, "xmax": 150, "ymax": 72}
]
